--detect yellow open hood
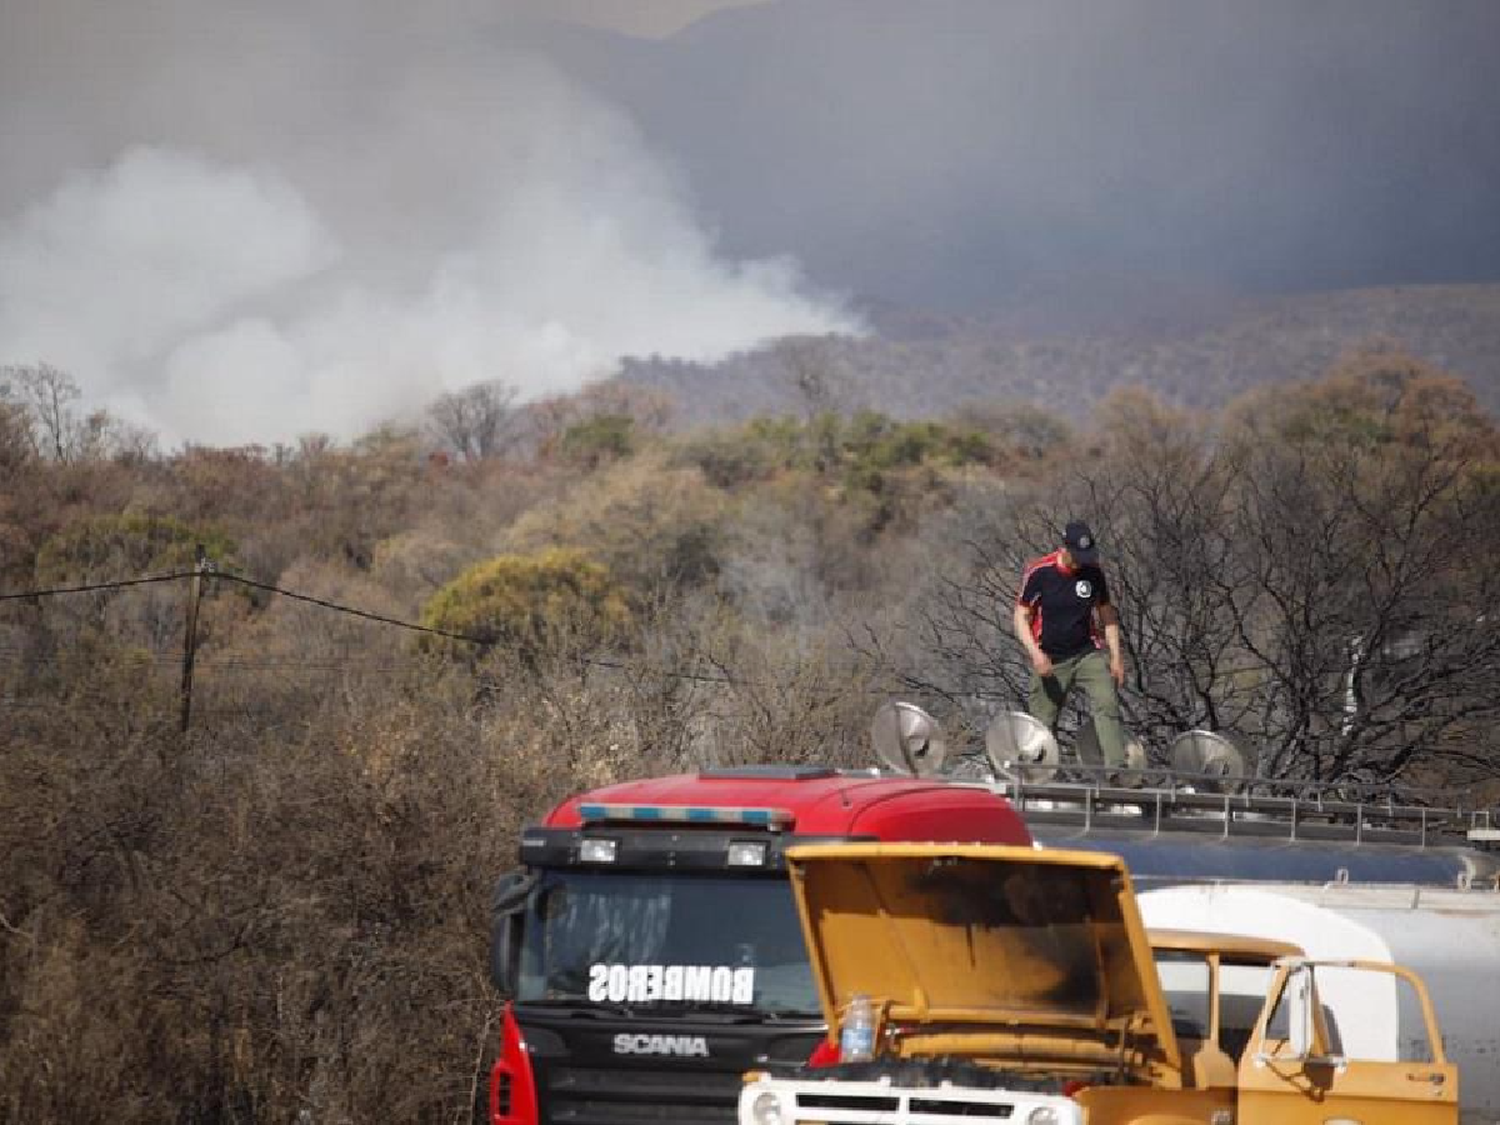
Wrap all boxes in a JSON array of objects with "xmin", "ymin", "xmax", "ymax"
[{"xmin": 784, "ymin": 843, "xmax": 1181, "ymax": 1081}]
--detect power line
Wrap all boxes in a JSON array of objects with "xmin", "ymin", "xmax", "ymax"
[
  {"xmin": 0, "ymin": 571, "xmax": 196, "ymax": 601},
  {"xmin": 0, "ymin": 569, "xmax": 488, "ymax": 643},
  {"xmin": 212, "ymin": 572, "xmax": 489, "ymax": 646},
  {"xmin": 0, "ymin": 568, "xmax": 750, "ymax": 685},
  {"xmin": 210, "ymin": 574, "xmax": 738, "ymax": 682}
]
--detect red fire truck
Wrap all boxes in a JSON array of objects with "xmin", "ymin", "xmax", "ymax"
[{"xmin": 487, "ymin": 765, "xmax": 1031, "ymax": 1125}]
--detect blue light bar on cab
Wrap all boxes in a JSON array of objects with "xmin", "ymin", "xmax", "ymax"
[{"xmin": 578, "ymin": 803, "xmax": 795, "ymax": 829}]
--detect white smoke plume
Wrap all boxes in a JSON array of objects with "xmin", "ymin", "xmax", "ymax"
[{"xmin": 0, "ymin": 14, "xmax": 854, "ymax": 447}]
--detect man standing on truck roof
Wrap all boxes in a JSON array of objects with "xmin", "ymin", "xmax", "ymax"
[{"xmin": 1013, "ymin": 519, "xmax": 1127, "ymax": 770}]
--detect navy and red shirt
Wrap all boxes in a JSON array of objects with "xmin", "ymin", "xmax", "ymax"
[{"xmin": 1016, "ymin": 550, "xmax": 1111, "ymax": 659}]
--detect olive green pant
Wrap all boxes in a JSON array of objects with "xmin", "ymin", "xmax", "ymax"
[{"xmin": 1029, "ymin": 649, "xmax": 1126, "ymax": 767}]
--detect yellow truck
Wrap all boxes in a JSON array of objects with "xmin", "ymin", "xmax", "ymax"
[{"xmin": 739, "ymin": 843, "xmax": 1460, "ymax": 1125}]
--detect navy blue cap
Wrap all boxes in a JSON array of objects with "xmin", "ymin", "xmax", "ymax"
[{"xmin": 1063, "ymin": 520, "xmax": 1099, "ymax": 565}]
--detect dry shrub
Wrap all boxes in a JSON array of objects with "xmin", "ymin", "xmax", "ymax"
[{"xmin": 0, "ymin": 628, "xmax": 669, "ymax": 1122}]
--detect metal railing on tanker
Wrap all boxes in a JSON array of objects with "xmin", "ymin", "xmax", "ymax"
[{"xmin": 869, "ymin": 700, "xmax": 1500, "ymax": 858}]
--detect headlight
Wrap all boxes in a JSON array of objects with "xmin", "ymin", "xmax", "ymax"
[
  {"xmin": 727, "ymin": 841, "xmax": 769, "ymax": 866},
  {"xmin": 750, "ymin": 1091, "xmax": 784, "ymax": 1125},
  {"xmin": 1027, "ymin": 1108, "xmax": 1060, "ymax": 1125},
  {"xmin": 579, "ymin": 838, "xmax": 617, "ymax": 863}
]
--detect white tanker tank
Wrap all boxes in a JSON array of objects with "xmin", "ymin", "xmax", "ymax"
[{"xmin": 1139, "ymin": 881, "xmax": 1500, "ymax": 1124}]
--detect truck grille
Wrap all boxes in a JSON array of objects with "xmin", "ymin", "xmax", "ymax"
[
  {"xmin": 790, "ymin": 1088, "xmax": 1015, "ymax": 1122},
  {"xmin": 740, "ymin": 1078, "xmax": 1084, "ymax": 1125},
  {"xmin": 542, "ymin": 1064, "xmax": 740, "ymax": 1124}
]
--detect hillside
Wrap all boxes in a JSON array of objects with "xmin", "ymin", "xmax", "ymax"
[
  {"xmin": 4, "ymin": 350, "xmax": 1499, "ymax": 1122},
  {"xmin": 617, "ymin": 283, "xmax": 1500, "ymax": 427}
]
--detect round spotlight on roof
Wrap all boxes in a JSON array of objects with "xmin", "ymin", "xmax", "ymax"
[{"xmin": 870, "ymin": 701, "xmax": 948, "ymax": 776}]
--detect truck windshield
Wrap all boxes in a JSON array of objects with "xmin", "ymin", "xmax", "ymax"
[{"xmin": 517, "ymin": 870, "xmax": 819, "ymax": 1016}]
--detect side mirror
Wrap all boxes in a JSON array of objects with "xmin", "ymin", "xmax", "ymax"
[
  {"xmin": 490, "ymin": 871, "xmax": 536, "ymax": 996},
  {"xmin": 1286, "ymin": 967, "xmax": 1315, "ymax": 1059},
  {"xmin": 491, "ymin": 912, "xmax": 521, "ymax": 995}
]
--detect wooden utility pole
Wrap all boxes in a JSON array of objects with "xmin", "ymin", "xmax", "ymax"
[{"xmin": 179, "ymin": 545, "xmax": 208, "ymax": 735}]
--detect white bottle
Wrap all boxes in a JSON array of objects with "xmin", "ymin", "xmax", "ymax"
[{"xmin": 840, "ymin": 992, "xmax": 876, "ymax": 1062}]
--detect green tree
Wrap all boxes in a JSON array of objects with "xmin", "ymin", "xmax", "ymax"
[{"xmin": 419, "ymin": 547, "xmax": 631, "ymax": 656}]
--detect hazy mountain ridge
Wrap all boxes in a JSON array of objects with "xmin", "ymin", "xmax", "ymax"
[{"xmin": 617, "ymin": 284, "xmax": 1500, "ymax": 427}]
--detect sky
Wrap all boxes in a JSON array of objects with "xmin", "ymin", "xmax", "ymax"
[
  {"xmin": 573, "ymin": 0, "xmax": 1500, "ymax": 310},
  {"xmin": 2, "ymin": 0, "xmax": 1497, "ymax": 446},
  {"xmin": 509, "ymin": 0, "xmax": 766, "ymax": 38}
]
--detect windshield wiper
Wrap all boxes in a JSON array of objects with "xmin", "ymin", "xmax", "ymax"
[
  {"xmin": 516, "ymin": 999, "xmax": 637, "ymax": 1018},
  {"xmin": 662, "ymin": 1005, "xmax": 760, "ymax": 1022},
  {"xmin": 672, "ymin": 1008, "xmax": 774, "ymax": 1020},
  {"xmin": 640, "ymin": 1002, "xmax": 819, "ymax": 1022},
  {"xmin": 516, "ymin": 998, "xmax": 820, "ymax": 1022}
]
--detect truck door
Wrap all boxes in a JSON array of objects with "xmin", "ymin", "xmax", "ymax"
[{"xmin": 1237, "ymin": 960, "xmax": 1457, "ymax": 1125}]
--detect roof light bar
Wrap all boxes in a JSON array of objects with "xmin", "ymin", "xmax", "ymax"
[{"xmin": 578, "ymin": 803, "xmax": 795, "ymax": 829}]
